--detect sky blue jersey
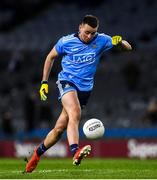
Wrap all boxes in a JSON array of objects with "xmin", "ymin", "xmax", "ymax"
[{"xmin": 55, "ymin": 33, "xmax": 113, "ymax": 91}]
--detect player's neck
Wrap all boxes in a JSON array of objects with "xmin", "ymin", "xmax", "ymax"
[{"xmin": 76, "ymin": 32, "xmax": 97, "ymax": 44}]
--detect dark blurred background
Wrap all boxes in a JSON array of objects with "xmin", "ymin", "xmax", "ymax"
[{"xmin": 0, "ymin": 0, "xmax": 157, "ymax": 141}]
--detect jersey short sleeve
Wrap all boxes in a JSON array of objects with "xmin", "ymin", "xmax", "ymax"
[
  {"xmin": 102, "ymin": 34, "xmax": 113, "ymax": 52},
  {"xmin": 55, "ymin": 37, "xmax": 65, "ymax": 55},
  {"xmin": 105, "ymin": 35, "xmax": 113, "ymax": 50}
]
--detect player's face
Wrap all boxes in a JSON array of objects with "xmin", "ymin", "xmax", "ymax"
[{"xmin": 79, "ymin": 24, "xmax": 98, "ymax": 43}]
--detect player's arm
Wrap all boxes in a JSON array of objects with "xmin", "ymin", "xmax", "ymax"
[
  {"xmin": 42, "ymin": 47, "xmax": 58, "ymax": 81},
  {"xmin": 39, "ymin": 47, "xmax": 58, "ymax": 101},
  {"xmin": 120, "ymin": 40, "xmax": 132, "ymax": 50},
  {"xmin": 112, "ymin": 35, "xmax": 132, "ymax": 51}
]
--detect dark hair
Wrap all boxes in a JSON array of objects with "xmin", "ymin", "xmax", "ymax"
[{"xmin": 82, "ymin": 15, "xmax": 99, "ymax": 28}]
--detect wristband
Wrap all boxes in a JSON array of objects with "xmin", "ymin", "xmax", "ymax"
[{"xmin": 41, "ymin": 80, "xmax": 48, "ymax": 84}]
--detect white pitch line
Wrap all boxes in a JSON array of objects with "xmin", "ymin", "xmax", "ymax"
[
  {"xmin": 0, "ymin": 168, "xmax": 148, "ymax": 175},
  {"xmin": 0, "ymin": 169, "xmax": 94, "ymax": 174}
]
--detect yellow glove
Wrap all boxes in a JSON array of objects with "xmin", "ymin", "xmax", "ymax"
[
  {"xmin": 39, "ymin": 81, "xmax": 48, "ymax": 101},
  {"xmin": 112, "ymin": 35, "xmax": 122, "ymax": 45}
]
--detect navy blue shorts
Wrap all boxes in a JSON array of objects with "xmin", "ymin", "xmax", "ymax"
[{"xmin": 56, "ymin": 80, "xmax": 91, "ymax": 108}]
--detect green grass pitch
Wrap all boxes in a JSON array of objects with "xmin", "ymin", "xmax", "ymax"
[{"xmin": 0, "ymin": 158, "xmax": 157, "ymax": 179}]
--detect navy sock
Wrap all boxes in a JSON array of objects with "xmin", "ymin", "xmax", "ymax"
[
  {"xmin": 36, "ymin": 142, "xmax": 48, "ymax": 156},
  {"xmin": 70, "ymin": 144, "xmax": 79, "ymax": 156}
]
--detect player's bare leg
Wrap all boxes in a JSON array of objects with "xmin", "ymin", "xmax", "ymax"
[
  {"xmin": 44, "ymin": 108, "xmax": 68, "ymax": 148},
  {"xmin": 62, "ymin": 91, "xmax": 81, "ymax": 145},
  {"xmin": 61, "ymin": 91, "xmax": 91, "ymax": 165},
  {"xmin": 25, "ymin": 108, "xmax": 68, "ymax": 173}
]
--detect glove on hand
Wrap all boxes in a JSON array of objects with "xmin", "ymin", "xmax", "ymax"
[
  {"xmin": 112, "ymin": 35, "xmax": 122, "ymax": 45},
  {"xmin": 39, "ymin": 81, "xmax": 48, "ymax": 101}
]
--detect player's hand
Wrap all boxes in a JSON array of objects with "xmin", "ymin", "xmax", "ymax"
[
  {"xmin": 39, "ymin": 81, "xmax": 48, "ymax": 101},
  {"xmin": 112, "ymin": 35, "xmax": 122, "ymax": 45}
]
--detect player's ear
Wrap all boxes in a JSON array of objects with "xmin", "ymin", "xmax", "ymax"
[{"xmin": 79, "ymin": 24, "xmax": 82, "ymax": 32}]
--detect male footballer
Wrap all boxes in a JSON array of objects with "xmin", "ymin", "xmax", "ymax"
[{"xmin": 25, "ymin": 14, "xmax": 132, "ymax": 173}]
